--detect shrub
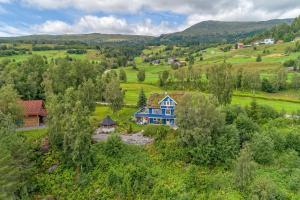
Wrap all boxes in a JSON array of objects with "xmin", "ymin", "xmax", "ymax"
[
  {"xmin": 285, "ymin": 130, "xmax": 300, "ymax": 153},
  {"xmin": 251, "ymin": 133, "xmax": 274, "ymax": 165},
  {"xmin": 143, "ymin": 125, "xmax": 169, "ymax": 141},
  {"xmin": 261, "ymin": 78, "xmax": 275, "ymax": 93},
  {"xmin": 104, "ymin": 134, "xmax": 124, "ymax": 157},
  {"xmin": 250, "ymin": 177, "xmax": 286, "ymax": 200},
  {"xmin": 235, "ymin": 114, "xmax": 259, "ymax": 146},
  {"xmin": 256, "ymin": 55, "xmax": 262, "ymax": 62},
  {"xmin": 283, "ymin": 59, "xmax": 296, "ymax": 67}
]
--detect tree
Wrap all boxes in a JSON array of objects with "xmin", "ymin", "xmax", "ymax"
[
  {"xmin": 104, "ymin": 79, "xmax": 124, "ymax": 113},
  {"xmin": 261, "ymin": 78, "xmax": 275, "ymax": 93},
  {"xmin": 63, "ymin": 101, "xmax": 92, "ymax": 171},
  {"xmin": 291, "ymin": 73, "xmax": 300, "ymax": 89},
  {"xmin": 119, "ymin": 68, "xmax": 127, "ymax": 82},
  {"xmin": 158, "ymin": 70, "xmax": 169, "ymax": 86},
  {"xmin": 272, "ymin": 68, "xmax": 287, "ymax": 90},
  {"xmin": 176, "ymin": 93, "xmax": 239, "ymax": 165},
  {"xmin": 137, "ymin": 69, "xmax": 145, "ymax": 82},
  {"xmin": 250, "ymin": 177, "xmax": 283, "ymax": 200},
  {"xmin": 77, "ymin": 79, "xmax": 97, "ymax": 112},
  {"xmin": 0, "ymin": 84, "xmax": 22, "ymax": 122},
  {"xmin": 234, "ymin": 145, "xmax": 256, "ymax": 191},
  {"xmin": 251, "ymin": 133, "xmax": 274, "ymax": 165},
  {"xmin": 0, "ymin": 112, "xmax": 32, "ymax": 199},
  {"xmin": 207, "ymin": 63, "xmax": 234, "ymax": 105},
  {"xmin": 256, "ymin": 55, "xmax": 262, "ymax": 62},
  {"xmin": 241, "ymin": 71, "xmax": 261, "ymax": 93},
  {"xmin": 235, "ymin": 114, "xmax": 259, "ymax": 146},
  {"xmin": 137, "ymin": 88, "xmax": 147, "ymax": 108}
]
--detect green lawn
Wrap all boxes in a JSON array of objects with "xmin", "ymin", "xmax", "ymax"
[{"xmin": 232, "ymin": 95, "xmax": 300, "ymax": 113}]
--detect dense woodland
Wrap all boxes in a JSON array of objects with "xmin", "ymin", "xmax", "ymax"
[{"xmin": 1, "ymin": 17, "xmax": 300, "ymax": 200}]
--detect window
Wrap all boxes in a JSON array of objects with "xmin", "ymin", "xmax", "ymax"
[{"xmin": 166, "ymin": 109, "xmax": 171, "ymax": 115}]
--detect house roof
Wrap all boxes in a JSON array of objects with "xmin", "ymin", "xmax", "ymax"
[
  {"xmin": 147, "ymin": 92, "xmax": 184, "ymax": 108},
  {"xmin": 101, "ymin": 116, "xmax": 116, "ymax": 126},
  {"xmin": 21, "ymin": 100, "xmax": 47, "ymax": 117}
]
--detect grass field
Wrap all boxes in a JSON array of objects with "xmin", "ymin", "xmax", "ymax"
[
  {"xmin": 0, "ymin": 49, "xmax": 102, "ymax": 62},
  {"xmin": 121, "ymin": 82, "xmax": 300, "ymax": 113}
]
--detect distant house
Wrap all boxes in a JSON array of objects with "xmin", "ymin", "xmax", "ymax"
[
  {"xmin": 20, "ymin": 100, "xmax": 47, "ymax": 127},
  {"xmin": 237, "ymin": 43, "xmax": 244, "ymax": 49},
  {"xmin": 261, "ymin": 38, "xmax": 275, "ymax": 45},
  {"xmin": 151, "ymin": 59, "xmax": 161, "ymax": 65},
  {"xmin": 168, "ymin": 57, "xmax": 177, "ymax": 64},
  {"xmin": 134, "ymin": 93, "xmax": 184, "ymax": 126}
]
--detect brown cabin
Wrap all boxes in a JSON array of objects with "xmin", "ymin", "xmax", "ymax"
[{"xmin": 21, "ymin": 100, "xmax": 47, "ymax": 127}]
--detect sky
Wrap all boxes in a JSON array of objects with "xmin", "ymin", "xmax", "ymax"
[{"xmin": 0, "ymin": 0, "xmax": 299, "ymax": 37}]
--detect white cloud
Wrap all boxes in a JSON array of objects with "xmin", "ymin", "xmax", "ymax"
[
  {"xmin": 0, "ymin": 23, "xmax": 29, "ymax": 36},
  {"xmin": 20, "ymin": 0, "xmax": 300, "ymax": 18},
  {"xmin": 29, "ymin": 15, "xmax": 181, "ymax": 36}
]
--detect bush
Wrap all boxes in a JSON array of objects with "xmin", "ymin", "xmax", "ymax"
[
  {"xmin": 251, "ymin": 133, "xmax": 274, "ymax": 165},
  {"xmin": 285, "ymin": 130, "xmax": 300, "ymax": 153},
  {"xmin": 143, "ymin": 125, "xmax": 169, "ymax": 141},
  {"xmin": 250, "ymin": 177, "xmax": 286, "ymax": 200},
  {"xmin": 283, "ymin": 59, "xmax": 296, "ymax": 67},
  {"xmin": 256, "ymin": 55, "xmax": 262, "ymax": 62},
  {"xmin": 261, "ymin": 78, "xmax": 275, "ymax": 93},
  {"xmin": 104, "ymin": 134, "xmax": 124, "ymax": 157},
  {"xmin": 235, "ymin": 114, "xmax": 259, "ymax": 146}
]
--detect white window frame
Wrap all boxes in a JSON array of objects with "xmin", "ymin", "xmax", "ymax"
[{"xmin": 165, "ymin": 109, "xmax": 171, "ymax": 115}]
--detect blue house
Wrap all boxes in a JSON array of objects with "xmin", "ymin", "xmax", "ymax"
[{"xmin": 134, "ymin": 93, "xmax": 184, "ymax": 126}]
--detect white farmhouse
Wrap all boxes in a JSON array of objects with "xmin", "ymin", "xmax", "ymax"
[{"xmin": 262, "ymin": 38, "xmax": 275, "ymax": 45}]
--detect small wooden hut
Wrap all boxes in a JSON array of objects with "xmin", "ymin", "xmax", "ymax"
[{"xmin": 100, "ymin": 116, "xmax": 116, "ymax": 133}]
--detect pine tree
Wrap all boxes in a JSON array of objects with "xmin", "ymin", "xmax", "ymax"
[{"xmin": 137, "ymin": 88, "xmax": 147, "ymax": 108}]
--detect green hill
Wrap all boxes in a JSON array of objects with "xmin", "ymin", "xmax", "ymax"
[
  {"xmin": 159, "ymin": 19, "xmax": 293, "ymax": 45},
  {"xmin": 0, "ymin": 33, "xmax": 154, "ymax": 44}
]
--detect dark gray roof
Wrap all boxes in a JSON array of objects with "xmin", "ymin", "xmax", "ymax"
[{"xmin": 101, "ymin": 116, "xmax": 116, "ymax": 126}]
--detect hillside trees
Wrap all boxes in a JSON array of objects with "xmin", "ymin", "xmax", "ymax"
[
  {"xmin": 241, "ymin": 71, "xmax": 261, "ymax": 93},
  {"xmin": 0, "ymin": 55, "xmax": 47, "ymax": 99},
  {"xmin": 207, "ymin": 63, "xmax": 234, "ymax": 105},
  {"xmin": 45, "ymin": 59, "xmax": 103, "ymax": 95},
  {"xmin": 176, "ymin": 93, "xmax": 239, "ymax": 166}
]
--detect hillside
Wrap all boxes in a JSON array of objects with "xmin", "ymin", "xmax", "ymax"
[
  {"xmin": 159, "ymin": 19, "xmax": 293, "ymax": 45},
  {"xmin": 0, "ymin": 33, "xmax": 154, "ymax": 44}
]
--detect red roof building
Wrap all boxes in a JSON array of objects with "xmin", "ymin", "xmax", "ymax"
[{"xmin": 20, "ymin": 100, "xmax": 47, "ymax": 127}]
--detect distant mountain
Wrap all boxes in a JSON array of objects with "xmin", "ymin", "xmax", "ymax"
[
  {"xmin": 0, "ymin": 33, "xmax": 154, "ymax": 44},
  {"xmin": 0, "ymin": 19, "xmax": 294, "ymax": 46},
  {"xmin": 158, "ymin": 19, "xmax": 294, "ymax": 45}
]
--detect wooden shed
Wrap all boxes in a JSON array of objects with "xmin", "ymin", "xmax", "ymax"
[{"xmin": 21, "ymin": 100, "xmax": 47, "ymax": 127}]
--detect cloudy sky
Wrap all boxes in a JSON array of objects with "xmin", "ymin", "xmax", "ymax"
[{"xmin": 0, "ymin": 0, "xmax": 299, "ymax": 36}]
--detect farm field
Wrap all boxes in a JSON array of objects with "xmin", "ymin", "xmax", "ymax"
[{"xmin": 0, "ymin": 49, "xmax": 102, "ymax": 62}]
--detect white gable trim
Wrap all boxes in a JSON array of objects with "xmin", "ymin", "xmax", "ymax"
[{"xmin": 158, "ymin": 95, "xmax": 177, "ymax": 105}]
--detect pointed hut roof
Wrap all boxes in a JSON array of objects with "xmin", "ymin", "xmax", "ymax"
[{"xmin": 101, "ymin": 116, "xmax": 116, "ymax": 126}]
